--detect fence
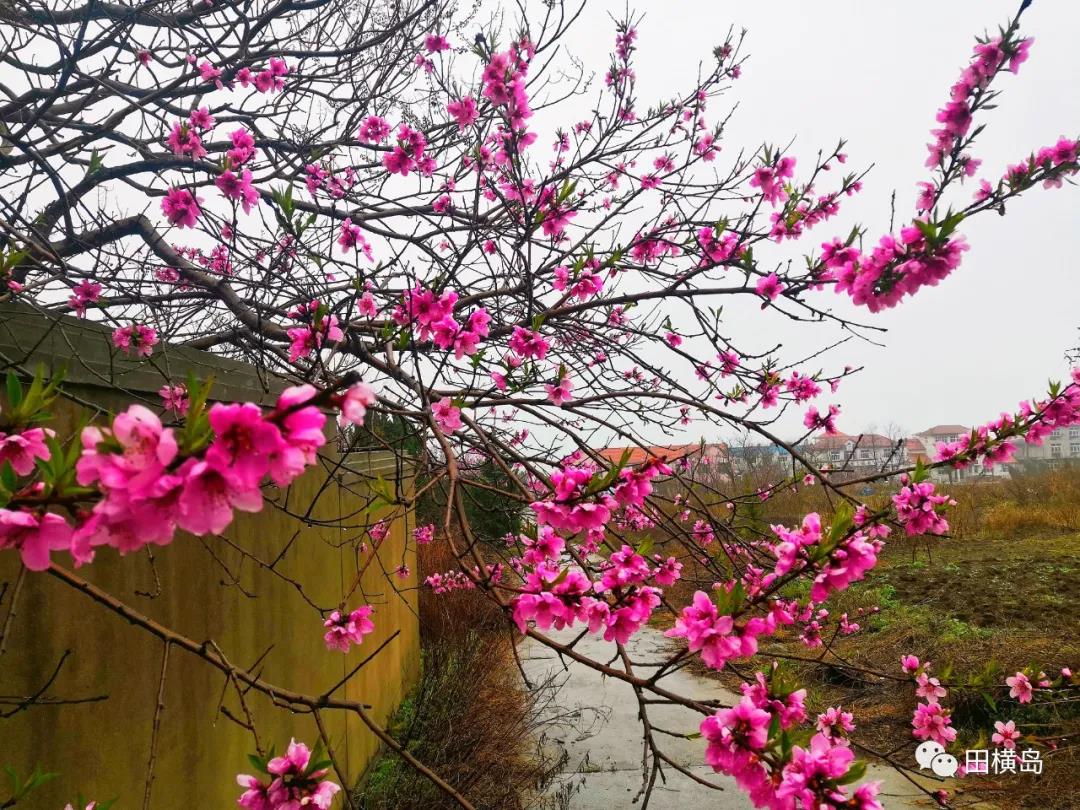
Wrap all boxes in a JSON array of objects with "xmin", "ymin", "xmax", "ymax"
[{"xmin": 0, "ymin": 303, "xmax": 419, "ymax": 807}]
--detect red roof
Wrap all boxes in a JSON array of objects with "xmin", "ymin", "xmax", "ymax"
[
  {"xmin": 596, "ymin": 443, "xmax": 727, "ymax": 466},
  {"xmin": 919, "ymin": 424, "xmax": 968, "ymax": 436},
  {"xmin": 813, "ymin": 432, "xmax": 896, "ymax": 450}
]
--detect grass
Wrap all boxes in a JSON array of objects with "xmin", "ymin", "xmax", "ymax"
[
  {"xmin": 661, "ymin": 532, "xmax": 1079, "ymax": 807},
  {"xmin": 651, "ymin": 468, "xmax": 1080, "ymax": 809}
]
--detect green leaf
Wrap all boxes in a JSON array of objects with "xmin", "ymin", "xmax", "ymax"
[
  {"xmin": 369, "ymin": 475, "xmax": 396, "ymax": 508},
  {"xmin": 827, "ymin": 500, "xmax": 855, "ymax": 545},
  {"xmin": 914, "ymin": 219, "xmax": 937, "ymax": 242},
  {"xmin": 548, "ymin": 566, "xmax": 571, "ymax": 587},
  {"xmin": 835, "ymin": 759, "xmax": 867, "ymax": 786},
  {"xmin": 5, "ymin": 370, "xmax": 22, "ymax": 409},
  {"xmin": 86, "ymin": 148, "xmax": 104, "ymax": 177},
  {"xmin": 713, "ymin": 581, "xmax": 746, "ymax": 616},
  {"xmin": 1, "ymin": 461, "xmax": 18, "ymax": 492}
]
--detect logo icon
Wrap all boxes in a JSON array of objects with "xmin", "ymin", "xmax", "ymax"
[{"xmin": 915, "ymin": 742, "xmax": 958, "ymax": 777}]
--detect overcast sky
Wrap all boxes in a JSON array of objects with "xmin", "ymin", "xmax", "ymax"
[{"xmin": 550, "ymin": 0, "xmax": 1080, "ymax": 438}]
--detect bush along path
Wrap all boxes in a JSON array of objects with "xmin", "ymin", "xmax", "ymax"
[{"xmin": 522, "ymin": 624, "xmax": 963, "ymax": 810}]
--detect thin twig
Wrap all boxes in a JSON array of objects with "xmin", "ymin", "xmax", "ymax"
[{"xmin": 143, "ymin": 641, "xmax": 171, "ymax": 810}]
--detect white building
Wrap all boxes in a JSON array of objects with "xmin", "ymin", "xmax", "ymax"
[
  {"xmin": 1015, "ymin": 425, "xmax": 1080, "ymax": 464},
  {"xmin": 807, "ymin": 432, "xmax": 907, "ymax": 478},
  {"xmin": 912, "ymin": 424, "xmax": 1015, "ymax": 481}
]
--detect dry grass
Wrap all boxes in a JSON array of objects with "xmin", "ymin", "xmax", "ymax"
[
  {"xmin": 653, "ymin": 468, "xmax": 1080, "ymax": 809},
  {"xmin": 952, "ymin": 468, "xmax": 1080, "ymax": 538},
  {"xmin": 355, "ymin": 540, "xmax": 552, "ymax": 810}
]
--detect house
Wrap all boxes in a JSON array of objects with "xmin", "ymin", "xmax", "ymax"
[
  {"xmin": 905, "ymin": 437, "xmax": 931, "ymax": 464},
  {"xmin": 1015, "ymin": 426, "xmax": 1080, "ymax": 465},
  {"xmin": 806, "ymin": 432, "xmax": 906, "ymax": 477},
  {"xmin": 913, "ymin": 424, "xmax": 1015, "ymax": 481},
  {"xmin": 727, "ymin": 442, "xmax": 795, "ymax": 476},
  {"xmin": 595, "ymin": 441, "xmax": 730, "ymax": 478}
]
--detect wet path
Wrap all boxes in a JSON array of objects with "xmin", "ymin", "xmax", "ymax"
[{"xmin": 522, "ymin": 624, "xmax": 949, "ymax": 809}]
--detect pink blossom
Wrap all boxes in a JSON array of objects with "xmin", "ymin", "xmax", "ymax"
[
  {"xmin": 206, "ymin": 402, "xmax": 284, "ymax": 489},
  {"xmin": 338, "ymin": 382, "xmax": 377, "ymax": 427},
  {"xmin": 287, "ymin": 312, "xmax": 343, "ymax": 362},
  {"xmin": 424, "ymin": 34, "xmax": 450, "ymax": 53},
  {"xmin": 166, "ymin": 122, "xmax": 206, "ymax": 159},
  {"xmin": 509, "ymin": 326, "xmax": 549, "ymax": 360},
  {"xmin": 76, "ymin": 405, "xmax": 178, "ymax": 494},
  {"xmin": 916, "ymin": 672, "xmax": 948, "ymax": 704},
  {"xmin": 262, "ymin": 738, "xmax": 340, "ymax": 808},
  {"xmin": 665, "ymin": 590, "xmax": 742, "ymax": 670},
  {"xmin": 755, "ymin": 272, "xmax": 784, "ymax": 303},
  {"xmin": 0, "ymin": 509, "xmax": 73, "ymax": 570},
  {"xmin": 816, "ymin": 706, "xmax": 856, "ymax": 741},
  {"xmin": 161, "ymin": 187, "xmax": 202, "ymax": 228},
  {"xmin": 545, "ymin": 374, "xmax": 574, "ymax": 405},
  {"xmin": 197, "ymin": 60, "xmax": 221, "ymax": 84},
  {"xmin": 912, "ymin": 701, "xmax": 956, "ymax": 744},
  {"xmin": 433, "ymin": 194, "xmax": 452, "ymax": 214},
  {"xmin": 112, "ymin": 323, "xmax": 158, "ymax": 358},
  {"xmin": 228, "ymin": 128, "xmax": 256, "ymax": 166},
  {"xmin": 0, "ymin": 427, "xmax": 52, "ymax": 475},
  {"xmin": 447, "ymin": 96, "xmax": 479, "ymax": 129},
  {"xmin": 803, "ymin": 404, "xmax": 840, "ymax": 435},
  {"xmin": 177, "ymin": 459, "xmax": 263, "ymax": 536},
  {"xmin": 267, "ymin": 385, "xmax": 327, "ymax": 487},
  {"xmin": 892, "ymin": 475, "xmax": 953, "ymax": 536},
  {"xmin": 215, "ymin": 169, "xmax": 260, "ymax": 214},
  {"xmin": 357, "ymin": 115, "xmax": 391, "ymax": 143},
  {"xmin": 652, "ymin": 555, "xmax": 682, "ymax": 586},
  {"xmin": 236, "ymin": 774, "xmax": 273, "ymax": 810},
  {"xmin": 337, "ymin": 218, "xmax": 374, "ymax": 260},
  {"xmin": 159, "ymin": 384, "xmax": 189, "ymax": 416},
  {"xmin": 323, "ymin": 605, "xmax": 375, "ymax": 652},
  {"xmin": 991, "ymin": 719, "xmax": 1021, "ymax": 750},
  {"xmin": 701, "ymin": 695, "xmax": 772, "ymax": 769},
  {"xmin": 778, "ymin": 733, "xmax": 857, "ymax": 806},
  {"xmin": 68, "ymin": 280, "xmax": 102, "ymax": 316},
  {"xmin": 1006, "ymin": 671, "xmax": 1033, "ymax": 703},
  {"xmin": 432, "ymin": 398, "xmax": 462, "ymax": 433}
]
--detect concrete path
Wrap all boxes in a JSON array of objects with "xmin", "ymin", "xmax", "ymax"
[{"xmin": 521, "ymin": 624, "xmax": 950, "ymax": 809}]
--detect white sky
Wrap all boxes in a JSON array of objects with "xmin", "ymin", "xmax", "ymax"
[{"xmin": 552, "ymin": 0, "xmax": 1080, "ymax": 438}]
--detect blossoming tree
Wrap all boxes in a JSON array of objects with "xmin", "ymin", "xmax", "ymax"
[{"xmin": 1, "ymin": 0, "xmax": 1078, "ymax": 807}]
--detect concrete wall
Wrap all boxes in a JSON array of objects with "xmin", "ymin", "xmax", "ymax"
[{"xmin": 0, "ymin": 307, "xmax": 419, "ymax": 807}]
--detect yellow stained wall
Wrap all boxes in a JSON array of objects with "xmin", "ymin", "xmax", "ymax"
[{"xmin": 0, "ymin": 395, "xmax": 418, "ymax": 807}]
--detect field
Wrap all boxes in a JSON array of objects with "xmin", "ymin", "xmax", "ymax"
[{"xmin": 656, "ymin": 469, "xmax": 1080, "ymax": 809}]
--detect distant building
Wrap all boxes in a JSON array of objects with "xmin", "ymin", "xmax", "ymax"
[
  {"xmin": 595, "ymin": 441, "xmax": 730, "ymax": 479},
  {"xmin": 912, "ymin": 424, "xmax": 1014, "ymax": 481},
  {"xmin": 805, "ymin": 432, "xmax": 906, "ymax": 478},
  {"xmin": 727, "ymin": 443, "xmax": 794, "ymax": 475},
  {"xmin": 1015, "ymin": 426, "xmax": 1080, "ymax": 465}
]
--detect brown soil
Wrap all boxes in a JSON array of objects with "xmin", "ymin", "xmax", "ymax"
[{"xmin": 656, "ymin": 533, "xmax": 1080, "ymax": 809}]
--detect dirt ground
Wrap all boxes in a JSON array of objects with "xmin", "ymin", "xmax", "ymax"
[{"xmin": 657, "ymin": 531, "xmax": 1080, "ymax": 809}]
